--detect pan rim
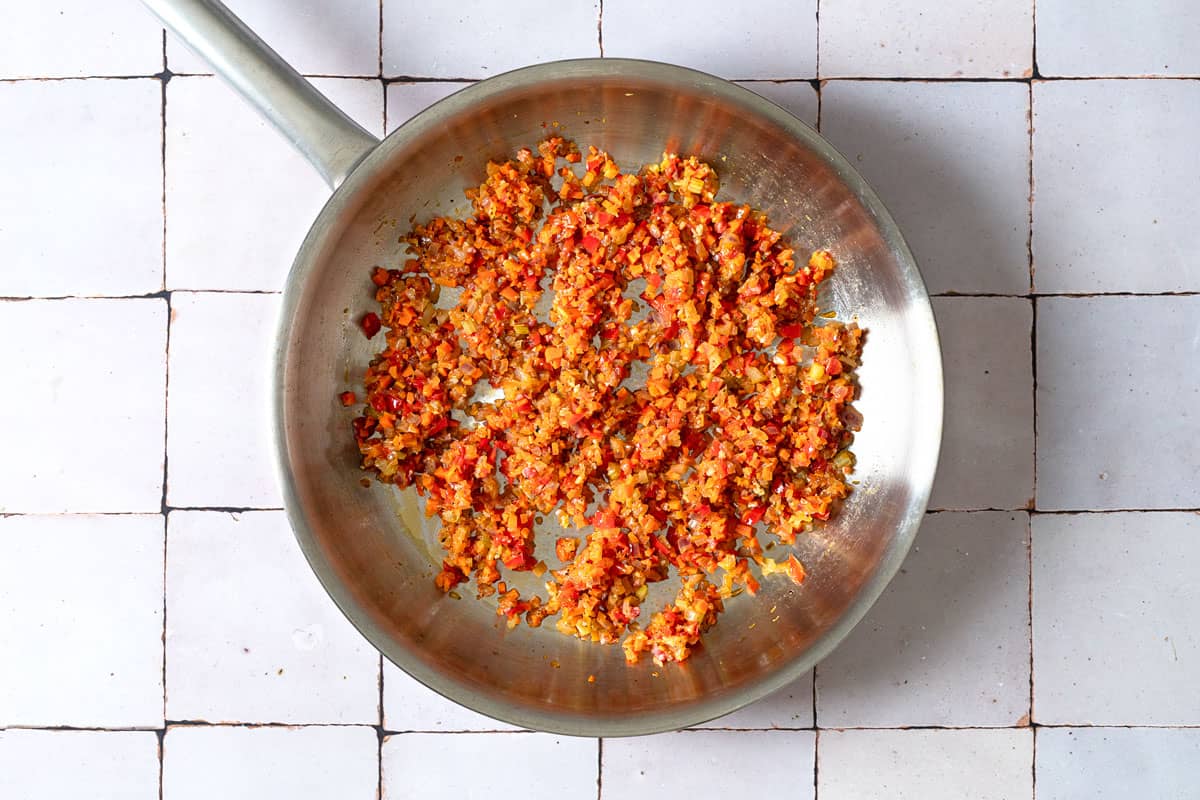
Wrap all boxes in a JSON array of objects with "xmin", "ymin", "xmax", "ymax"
[{"xmin": 273, "ymin": 57, "xmax": 943, "ymax": 737}]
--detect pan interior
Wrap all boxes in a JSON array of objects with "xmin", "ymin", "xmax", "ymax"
[{"xmin": 277, "ymin": 60, "xmax": 941, "ymax": 736}]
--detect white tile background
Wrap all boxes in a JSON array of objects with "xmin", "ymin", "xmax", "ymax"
[{"xmin": 2, "ymin": 0, "xmax": 1198, "ymax": 797}]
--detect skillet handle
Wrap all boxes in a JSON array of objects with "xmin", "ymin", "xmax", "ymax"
[{"xmin": 142, "ymin": 0, "xmax": 379, "ymax": 189}]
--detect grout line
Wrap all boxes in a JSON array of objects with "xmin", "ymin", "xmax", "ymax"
[
  {"xmin": 167, "ymin": 506, "xmax": 285, "ymax": 513},
  {"xmin": 1025, "ymin": 511, "xmax": 1035, "ymax": 727},
  {"xmin": 815, "ymin": 79, "xmax": 823, "ymax": 132},
  {"xmin": 1030, "ymin": 296, "xmax": 1039, "ymax": 512},
  {"xmin": 597, "ymin": 0, "xmax": 604, "ymax": 57},
  {"xmin": 376, "ymin": 734, "xmax": 542, "ymax": 738},
  {"xmin": 0, "ymin": 289, "xmax": 279, "ymax": 301},
  {"xmin": 159, "ymin": 26, "xmax": 172, "ymax": 740},
  {"xmin": 814, "ymin": 0, "xmax": 821, "ymax": 80},
  {"xmin": 1032, "ymin": 725, "xmax": 1039, "ymax": 799},
  {"xmin": 6, "ymin": 289, "xmax": 1196, "ymax": 303},
  {"xmin": 1031, "ymin": 0, "xmax": 1041, "ymax": 80},
  {"xmin": 376, "ymin": 724, "xmax": 385, "ymax": 800},
  {"xmin": 812, "ymin": 663, "xmax": 819, "ymax": 728},
  {"xmin": 0, "ymin": 74, "xmax": 168, "ymax": 83},
  {"xmin": 4, "ymin": 506, "xmax": 1195, "ymax": 520},
  {"xmin": 156, "ymin": 728, "xmax": 165, "ymax": 800},
  {"xmin": 813, "ymin": 728, "xmax": 821, "ymax": 799},
  {"xmin": 381, "ymin": 75, "xmax": 480, "ymax": 84},
  {"xmin": 6, "ymin": 73, "xmax": 1200, "ymax": 85},
  {"xmin": 1026, "ymin": 83, "xmax": 1035, "ymax": 295},
  {"xmin": 927, "ymin": 507, "xmax": 1033, "ymax": 514},
  {"xmin": 382, "ymin": 80, "xmax": 389, "ymax": 134},
  {"xmin": 378, "ymin": 0, "xmax": 387, "ymax": 139},
  {"xmin": 596, "ymin": 737, "xmax": 603, "ymax": 800},
  {"xmin": 377, "ymin": 653, "xmax": 385, "ymax": 800},
  {"xmin": 8, "ymin": 721, "xmax": 1200, "ymax": 733},
  {"xmin": 164, "ymin": 721, "xmax": 383, "ymax": 729}
]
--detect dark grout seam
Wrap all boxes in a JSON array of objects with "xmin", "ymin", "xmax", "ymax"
[
  {"xmin": 597, "ymin": 0, "xmax": 605, "ymax": 58},
  {"xmin": 596, "ymin": 737, "xmax": 604, "ymax": 800},
  {"xmin": 814, "ymin": 0, "xmax": 822, "ymax": 80},
  {"xmin": 813, "ymin": 728, "xmax": 821, "ymax": 799},
  {"xmin": 1031, "ymin": 0, "xmax": 1042, "ymax": 80},
  {"xmin": 7, "ymin": 73, "xmax": 1200, "ymax": 85},
  {"xmin": 156, "ymin": 728, "xmax": 166, "ymax": 800},
  {"xmin": 376, "ymin": 724, "xmax": 385, "ymax": 800},
  {"xmin": 6, "ymin": 289, "xmax": 1196, "ymax": 303},
  {"xmin": 158, "ymin": 31, "xmax": 171, "ymax": 800},
  {"xmin": 0, "ymin": 74, "xmax": 167, "ymax": 83},
  {"xmin": 4, "ymin": 506, "xmax": 1194, "ymax": 521},
  {"xmin": 0, "ymin": 289, "xmax": 279, "ymax": 301},
  {"xmin": 8, "ymin": 721, "xmax": 1200, "ymax": 734},
  {"xmin": 166, "ymin": 506, "xmax": 286, "ymax": 513}
]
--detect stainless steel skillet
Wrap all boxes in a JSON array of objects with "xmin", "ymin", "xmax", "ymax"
[{"xmin": 143, "ymin": 0, "xmax": 942, "ymax": 737}]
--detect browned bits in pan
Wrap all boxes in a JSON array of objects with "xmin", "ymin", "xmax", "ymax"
[{"xmin": 350, "ymin": 138, "xmax": 864, "ymax": 666}]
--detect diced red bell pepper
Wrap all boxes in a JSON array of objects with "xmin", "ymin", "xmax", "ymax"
[
  {"xmin": 740, "ymin": 506, "xmax": 766, "ymax": 526},
  {"xmin": 581, "ymin": 234, "xmax": 602, "ymax": 255},
  {"xmin": 361, "ymin": 312, "xmax": 382, "ymax": 338},
  {"xmin": 778, "ymin": 322, "xmax": 804, "ymax": 339}
]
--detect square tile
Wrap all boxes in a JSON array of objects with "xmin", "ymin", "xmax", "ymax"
[
  {"xmin": 166, "ymin": 76, "xmax": 383, "ymax": 292},
  {"xmin": 0, "ymin": 515, "xmax": 164, "ymax": 728},
  {"xmin": 695, "ymin": 671, "xmax": 813, "ymax": 729},
  {"xmin": 0, "ymin": 730, "xmax": 159, "ymax": 800},
  {"xmin": 1037, "ymin": 727, "xmax": 1200, "ymax": 799},
  {"xmin": 929, "ymin": 298, "xmax": 1034, "ymax": 510},
  {"xmin": 1032, "ymin": 80, "xmax": 1200, "ymax": 293},
  {"xmin": 736, "ymin": 81, "xmax": 819, "ymax": 127},
  {"xmin": 0, "ymin": 80, "xmax": 162, "ymax": 297},
  {"xmin": 168, "ymin": 0, "xmax": 379, "ymax": 76},
  {"xmin": 166, "ymin": 292, "xmax": 282, "ymax": 509},
  {"xmin": 383, "ymin": 0, "xmax": 599, "ymax": 79},
  {"xmin": 1036, "ymin": 297, "xmax": 1200, "ymax": 510},
  {"xmin": 818, "ymin": 729, "xmax": 1032, "ymax": 800},
  {"xmin": 817, "ymin": 512, "xmax": 1030, "ymax": 727},
  {"xmin": 386, "ymin": 82, "xmax": 470, "ymax": 133},
  {"xmin": 1036, "ymin": 0, "xmax": 1200, "ymax": 77},
  {"xmin": 382, "ymin": 732, "xmax": 596, "ymax": 800},
  {"xmin": 820, "ymin": 0, "xmax": 1032, "ymax": 78},
  {"xmin": 0, "ymin": 299, "xmax": 166, "ymax": 513},
  {"xmin": 383, "ymin": 660, "xmax": 518, "ymax": 731},
  {"xmin": 603, "ymin": 0, "xmax": 816, "ymax": 79},
  {"xmin": 1032, "ymin": 512, "xmax": 1200, "ymax": 724},
  {"xmin": 166, "ymin": 511, "xmax": 379, "ymax": 724},
  {"xmin": 604, "ymin": 731, "xmax": 815, "ymax": 799},
  {"xmin": 163, "ymin": 725, "xmax": 378, "ymax": 800},
  {"xmin": 820, "ymin": 81, "xmax": 1031, "ymax": 295},
  {"xmin": 0, "ymin": 1, "xmax": 162, "ymax": 78}
]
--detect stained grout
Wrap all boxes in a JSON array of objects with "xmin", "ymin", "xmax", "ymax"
[
  {"xmin": 9, "ymin": 720, "xmax": 1200, "ymax": 735},
  {"xmin": 156, "ymin": 728, "xmax": 165, "ymax": 800},
  {"xmin": 5, "ymin": 288, "xmax": 1198, "ymax": 303},
  {"xmin": 597, "ymin": 0, "xmax": 604, "ymax": 58},
  {"xmin": 813, "ymin": 728, "xmax": 821, "ymax": 799},
  {"xmin": 8, "ymin": 73, "xmax": 1200, "ymax": 85},
  {"xmin": 596, "ymin": 737, "xmax": 604, "ymax": 800},
  {"xmin": 814, "ymin": 0, "xmax": 822, "ymax": 80},
  {"xmin": 4, "ymin": 506, "xmax": 1196, "ymax": 521},
  {"xmin": 158, "ymin": 30, "xmax": 171, "ymax": 800}
]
